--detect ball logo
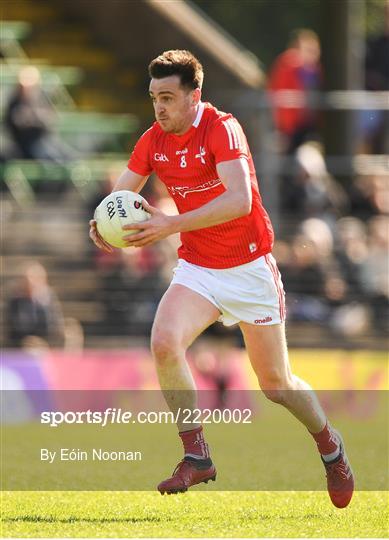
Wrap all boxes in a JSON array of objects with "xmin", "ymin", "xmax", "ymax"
[
  {"xmin": 115, "ymin": 195, "xmax": 127, "ymax": 218},
  {"xmin": 134, "ymin": 200, "xmax": 144, "ymax": 211},
  {"xmin": 106, "ymin": 201, "xmax": 116, "ymax": 220}
]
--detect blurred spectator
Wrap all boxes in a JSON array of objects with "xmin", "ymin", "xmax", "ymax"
[
  {"xmin": 361, "ymin": 1, "xmax": 389, "ymax": 154},
  {"xmin": 360, "ymin": 215, "xmax": 389, "ymax": 333},
  {"xmin": 280, "ymin": 219, "xmax": 351, "ymax": 326},
  {"xmin": 4, "ymin": 66, "xmax": 76, "ymax": 163},
  {"xmin": 191, "ymin": 347, "xmax": 230, "ymax": 408},
  {"xmin": 299, "ymin": 217, "xmax": 334, "ymax": 257},
  {"xmin": 280, "ymin": 141, "xmax": 348, "ymax": 219},
  {"xmin": 329, "ymin": 214, "xmax": 388, "ymax": 338},
  {"xmin": 330, "ymin": 303, "xmax": 371, "ymax": 338},
  {"xmin": 348, "ymin": 170, "xmax": 389, "ymax": 220},
  {"xmin": 5, "ymin": 261, "xmax": 65, "ymax": 347},
  {"xmin": 335, "ymin": 217, "xmax": 369, "ymax": 298},
  {"xmin": 98, "ymin": 245, "xmax": 169, "ymax": 337},
  {"xmin": 281, "ymin": 233, "xmax": 332, "ymax": 323},
  {"xmin": 63, "ymin": 317, "xmax": 85, "ymax": 352},
  {"xmin": 268, "ymin": 29, "xmax": 322, "ymax": 154},
  {"xmin": 21, "ymin": 336, "xmax": 51, "ymax": 355}
]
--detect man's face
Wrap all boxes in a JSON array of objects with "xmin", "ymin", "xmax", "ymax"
[
  {"xmin": 298, "ymin": 38, "xmax": 320, "ymax": 67},
  {"xmin": 149, "ymin": 75, "xmax": 199, "ymax": 135}
]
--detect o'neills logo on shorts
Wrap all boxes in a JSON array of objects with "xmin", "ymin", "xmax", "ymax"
[{"xmin": 254, "ymin": 316, "xmax": 273, "ymax": 324}]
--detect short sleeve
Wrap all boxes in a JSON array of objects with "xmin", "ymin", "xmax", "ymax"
[
  {"xmin": 127, "ymin": 127, "xmax": 153, "ymax": 176},
  {"xmin": 209, "ymin": 117, "xmax": 250, "ymax": 164}
]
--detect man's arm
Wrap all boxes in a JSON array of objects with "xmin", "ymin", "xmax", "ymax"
[
  {"xmin": 123, "ymin": 158, "xmax": 252, "ymax": 248},
  {"xmin": 110, "ymin": 168, "xmax": 149, "ymax": 194},
  {"xmin": 89, "ymin": 168, "xmax": 149, "ymax": 252},
  {"xmin": 173, "ymin": 158, "xmax": 252, "ymax": 231}
]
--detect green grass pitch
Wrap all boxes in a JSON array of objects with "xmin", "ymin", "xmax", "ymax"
[
  {"xmin": 2, "ymin": 349, "xmax": 387, "ymax": 536},
  {"xmin": 1, "ymin": 490, "xmax": 388, "ymax": 537}
]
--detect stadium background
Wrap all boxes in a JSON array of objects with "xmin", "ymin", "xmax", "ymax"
[{"xmin": 1, "ymin": 0, "xmax": 388, "ymax": 537}]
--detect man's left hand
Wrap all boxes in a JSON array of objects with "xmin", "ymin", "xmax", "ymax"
[{"xmin": 122, "ymin": 201, "xmax": 178, "ymax": 247}]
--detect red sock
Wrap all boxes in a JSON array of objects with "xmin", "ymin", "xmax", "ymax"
[
  {"xmin": 179, "ymin": 426, "xmax": 210, "ymax": 459},
  {"xmin": 310, "ymin": 422, "xmax": 340, "ymax": 455}
]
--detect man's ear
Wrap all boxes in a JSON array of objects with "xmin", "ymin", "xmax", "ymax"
[{"xmin": 191, "ymin": 87, "xmax": 201, "ymax": 106}]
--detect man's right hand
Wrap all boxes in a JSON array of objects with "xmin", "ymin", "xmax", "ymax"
[{"xmin": 89, "ymin": 219, "xmax": 114, "ymax": 253}]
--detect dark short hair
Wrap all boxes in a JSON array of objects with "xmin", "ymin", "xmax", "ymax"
[{"xmin": 148, "ymin": 50, "xmax": 204, "ymax": 90}]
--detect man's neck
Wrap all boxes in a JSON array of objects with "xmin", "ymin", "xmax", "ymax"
[{"xmin": 174, "ymin": 104, "xmax": 200, "ymax": 136}]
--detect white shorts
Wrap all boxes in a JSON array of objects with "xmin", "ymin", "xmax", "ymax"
[{"xmin": 170, "ymin": 255, "xmax": 286, "ymax": 327}]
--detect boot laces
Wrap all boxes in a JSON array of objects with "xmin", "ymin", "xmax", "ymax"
[
  {"xmin": 172, "ymin": 460, "xmax": 192, "ymax": 477},
  {"xmin": 326, "ymin": 458, "xmax": 351, "ymax": 486}
]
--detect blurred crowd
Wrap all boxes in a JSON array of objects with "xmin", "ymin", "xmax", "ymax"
[
  {"xmin": 2, "ymin": 66, "xmax": 78, "ymax": 165},
  {"xmin": 265, "ymin": 25, "xmax": 388, "ymax": 338},
  {"xmin": 2, "ymin": 19, "xmax": 388, "ymax": 349}
]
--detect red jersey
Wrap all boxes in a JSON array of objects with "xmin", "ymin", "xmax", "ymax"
[
  {"xmin": 267, "ymin": 49, "xmax": 322, "ymax": 135},
  {"xmin": 128, "ymin": 102, "xmax": 274, "ymax": 269}
]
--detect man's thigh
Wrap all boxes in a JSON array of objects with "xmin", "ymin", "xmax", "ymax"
[
  {"xmin": 152, "ymin": 284, "xmax": 221, "ymax": 350},
  {"xmin": 239, "ymin": 322, "xmax": 292, "ymax": 387}
]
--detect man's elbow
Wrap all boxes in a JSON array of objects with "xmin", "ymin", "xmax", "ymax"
[{"xmin": 236, "ymin": 193, "xmax": 252, "ymax": 217}]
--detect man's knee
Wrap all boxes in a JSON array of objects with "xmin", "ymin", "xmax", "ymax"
[
  {"xmin": 259, "ymin": 373, "xmax": 295, "ymax": 405},
  {"xmin": 263, "ymin": 388, "xmax": 289, "ymax": 405},
  {"xmin": 151, "ymin": 327, "xmax": 183, "ymax": 365}
]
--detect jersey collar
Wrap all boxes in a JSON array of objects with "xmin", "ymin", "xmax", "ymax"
[{"xmin": 192, "ymin": 101, "xmax": 205, "ymax": 128}]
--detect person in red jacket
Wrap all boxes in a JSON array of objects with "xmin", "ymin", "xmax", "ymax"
[{"xmin": 268, "ymin": 29, "xmax": 322, "ymax": 153}]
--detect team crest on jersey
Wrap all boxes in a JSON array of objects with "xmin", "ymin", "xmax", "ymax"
[
  {"xmin": 195, "ymin": 146, "xmax": 206, "ymax": 164},
  {"xmin": 168, "ymin": 178, "xmax": 222, "ymax": 198}
]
